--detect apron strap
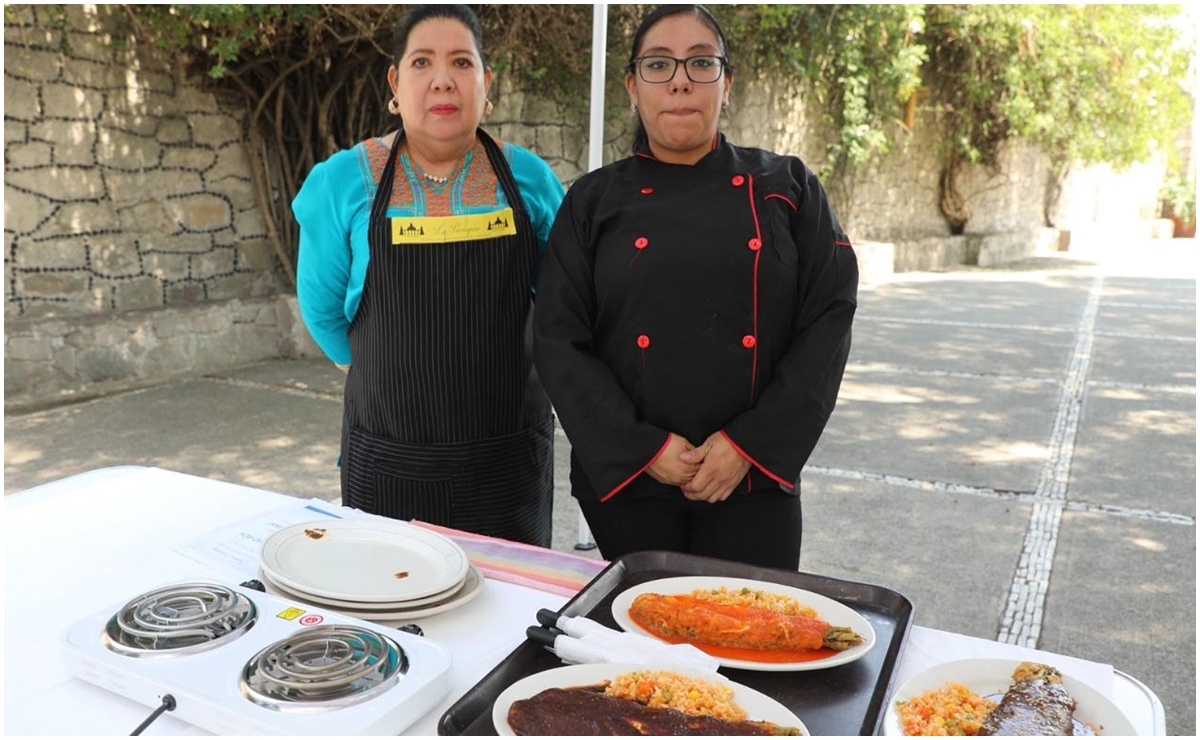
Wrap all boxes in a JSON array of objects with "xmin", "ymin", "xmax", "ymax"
[
  {"xmin": 368, "ymin": 128, "xmax": 404, "ymax": 248},
  {"xmin": 475, "ymin": 128, "xmax": 530, "ymax": 227}
]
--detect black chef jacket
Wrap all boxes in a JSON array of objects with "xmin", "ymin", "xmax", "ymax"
[{"xmin": 533, "ymin": 134, "xmax": 858, "ymax": 503}]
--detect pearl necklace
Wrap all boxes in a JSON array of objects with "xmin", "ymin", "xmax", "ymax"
[
  {"xmin": 400, "ymin": 142, "xmax": 464, "ymax": 186},
  {"xmin": 412, "ymin": 154, "xmax": 463, "ymax": 185}
]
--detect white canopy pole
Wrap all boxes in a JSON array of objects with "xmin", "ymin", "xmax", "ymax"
[
  {"xmin": 587, "ymin": 3, "xmax": 608, "ymax": 173},
  {"xmin": 575, "ymin": 4, "xmax": 608, "ymax": 551}
]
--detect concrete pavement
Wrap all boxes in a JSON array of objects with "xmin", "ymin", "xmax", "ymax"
[{"xmin": 5, "ymin": 238, "xmax": 1195, "ymax": 734}]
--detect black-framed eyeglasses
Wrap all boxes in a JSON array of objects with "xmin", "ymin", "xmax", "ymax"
[{"xmin": 628, "ymin": 55, "xmax": 731, "ymax": 84}]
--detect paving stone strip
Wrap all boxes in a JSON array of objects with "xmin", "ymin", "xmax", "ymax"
[
  {"xmin": 997, "ymin": 275, "xmax": 1103, "ymax": 647},
  {"xmin": 1102, "ymin": 301, "xmax": 1196, "ymax": 311},
  {"xmin": 851, "ymin": 362, "xmax": 1060, "ymax": 384},
  {"xmin": 805, "ymin": 464, "xmax": 1026, "ymax": 499},
  {"xmin": 862, "ymin": 315, "xmax": 1195, "ymax": 344},
  {"xmin": 1087, "ymin": 379, "xmax": 1197, "ymax": 395},
  {"xmin": 1060, "ymin": 501, "xmax": 1195, "ymax": 527},
  {"xmin": 859, "ymin": 316, "xmax": 1077, "ymax": 334},
  {"xmin": 1092, "ymin": 330, "xmax": 1195, "ymax": 343},
  {"xmin": 807, "ymin": 465, "xmax": 1193, "ymax": 526}
]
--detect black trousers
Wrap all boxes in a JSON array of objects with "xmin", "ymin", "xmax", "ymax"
[{"xmin": 577, "ymin": 491, "xmax": 802, "ymax": 570}]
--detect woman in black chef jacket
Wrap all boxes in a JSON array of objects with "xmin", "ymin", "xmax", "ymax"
[{"xmin": 533, "ymin": 4, "xmax": 858, "ymax": 569}]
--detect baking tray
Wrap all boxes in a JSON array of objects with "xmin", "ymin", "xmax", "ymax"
[{"xmin": 438, "ymin": 550, "xmax": 914, "ymax": 736}]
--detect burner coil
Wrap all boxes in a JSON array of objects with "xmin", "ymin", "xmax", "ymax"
[
  {"xmin": 102, "ymin": 583, "xmax": 256, "ymax": 658},
  {"xmin": 241, "ymin": 625, "xmax": 408, "ymax": 711}
]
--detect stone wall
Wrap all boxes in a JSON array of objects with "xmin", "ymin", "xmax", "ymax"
[
  {"xmin": 4, "ymin": 6, "xmax": 278, "ymax": 322},
  {"xmin": 4, "ymin": 6, "xmax": 284, "ymax": 404},
  {"xmin": 5, "ymin": 295, "xmax": 308, "ymax": 408},
  {"xmin": 3, "ymin": 7, "xmax": 1170, "ymax": 408},
  {"xmin": 482, "ymin": 75, "xmax": 591, "ymax": 185}
]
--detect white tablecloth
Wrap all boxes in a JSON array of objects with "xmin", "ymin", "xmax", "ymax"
[{"xmin": 2, "ymin": 467, "xmax": 1164, "ymax": 735}]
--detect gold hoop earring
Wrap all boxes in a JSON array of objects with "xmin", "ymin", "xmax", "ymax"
[
  {"xmin": 484, "ymin": 99, "xmax": 494, "ymax": 116},
  {"xmin": 387, "ymin": 97, "xmax": 401, "ymax": 115}
]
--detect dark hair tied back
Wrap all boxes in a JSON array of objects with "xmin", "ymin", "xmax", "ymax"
[
  {"xmin": 627, "ymin": 5, "xmax": 734, "ymax": 150},
  {"xmin": 392, "ymin": 4, "xmax": 487, "ymax": 66},
  {"xmin": 628, "ymin": 4, "xmax": 733, "ymax": 71}
]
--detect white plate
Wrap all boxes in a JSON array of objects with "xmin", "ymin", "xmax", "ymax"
[
  {"xmin": 256, "ymin": 565, "xmax": 466, "ymax": 609},
  {"xmin": 883, "ymin": 658, "xmax": 1139, "ymax": 736},
  {"xmin": 255, "ymin": 563, "xmax": 466, "ymax": 609},
  {"xmin": 260, "ymin": 564, "xmax": 485, "ymax": 621},
  {"xmin": 610, "ymin": 575, "xmax": 876, "ymax": 672},
  {"xmin": 260, "ymin": 519, "xmax": 468, "ymax": 602},
  {"xmin": 491, "ymin": 662, "xmax": 809, "ymax": 736}
]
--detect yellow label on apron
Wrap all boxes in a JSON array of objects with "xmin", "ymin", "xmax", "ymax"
[{"xmin": 391, "ymin": 208, "xmax": 516, "ymax": 244}]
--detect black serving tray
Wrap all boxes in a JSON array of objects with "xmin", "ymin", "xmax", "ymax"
[{"xmin": 437, "ymin": 550, "xmax": 914, "ymax": 736}]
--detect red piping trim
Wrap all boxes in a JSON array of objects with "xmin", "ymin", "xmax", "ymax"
[
  {"xmin": 710, "ymin": 131, "xmax": 719, "ymax": 150},
  {"xmin": 635, "ymin": 152, "xmax": 657, "ymax": 161},
  {"xmin": 765, "ymin": 193, "xmax": 798, "ymax": 211},
  {"xmin": 720, "ymin": 430, "xmax": 793, "ymax": 490},
  {"xmin": 746, "ymin": 173, "xmax": 762, "ymax": 405},
  {"xmin": 835, "ymin": 239, "xmax": 853, "ymax": 248},
  {"xmin": 600, "ymin": 433, "xmax": 672, "ymax": 502}
]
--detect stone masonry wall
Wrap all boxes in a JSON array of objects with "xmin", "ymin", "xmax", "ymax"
[
  {"xmin": 484, "ymin": 75, "xmax": 590, "ymax": 185},
  {"xmin": 4, "ymin": 6, "xmax": 284, "ymax": 404},
  {"xmin": 4, "ymin": 6, "xmax": 278, "ymax": 321},
  {"xmin": 3, "ymin": 8, "xmax": 1168, "ymax": 408}
]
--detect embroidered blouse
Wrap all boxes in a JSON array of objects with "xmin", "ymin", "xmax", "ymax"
[{"xmin": 294, "ymin": 135, "xmax": 565, "ymax": 365}]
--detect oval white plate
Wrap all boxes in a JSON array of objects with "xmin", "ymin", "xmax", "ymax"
[
  {"xmin": 883, "ymin": 658, "xmax": 1138, "ymax": 736},
  {"xmin": 260, "ymin": 519, "xmax": 468, "ymax": 602},
  {"xmin": 611, "ymin": 575, "xmax": 876, "ymax": 672},
  {"xmin": 491, "ymin": 662, "xmax": 808, "ymax": 736},
  {"xmin": 256, "ymin": 565, "xmax": 466, "ymax": 610},
  {"xmin": 260, "ymin": 564, "xmax": 485, "ymax": 621}
]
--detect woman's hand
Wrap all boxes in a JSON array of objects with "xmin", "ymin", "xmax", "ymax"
[
  {"xmin": 646, "ymin": 433, "xmax": 700, "ymax": 486},
  {"xmin": 679, "ymin": 433, "xmax": 751, "ymax": 503}
]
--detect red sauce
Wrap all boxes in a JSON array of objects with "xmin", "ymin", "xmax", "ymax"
[
  {"xmin": 630, "ymin": 614, "xmax": 837, "ymax": 663},
  {"xmin": 692, "ymin": 641, "xmax": 838, "ymax": 663}
]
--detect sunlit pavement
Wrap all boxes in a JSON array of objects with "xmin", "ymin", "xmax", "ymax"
[
  {"xmin": 802, "ymin": 236, "xmax": 1195, "ymax": 734},
  {"xmin": 4, "ymin": 237, "xmax": 1195, "ymax": 734}
]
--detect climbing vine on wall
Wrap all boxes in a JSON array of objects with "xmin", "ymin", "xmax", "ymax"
[
  {"xmin": 923, "ymin": 4, "xmax": 1193, "ymax": 232},
  {"xmin": 15, "ymin": 4, "xmax": 1190, "ymax": 279}
]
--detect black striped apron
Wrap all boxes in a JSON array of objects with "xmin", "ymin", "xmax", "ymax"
[{"xmin": 340, "ymin": 128, "xmax": 553, "ymax": 547}]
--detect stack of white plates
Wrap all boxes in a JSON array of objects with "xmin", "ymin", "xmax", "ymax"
[{"xmin": 257, "ymin": 519, "xmax": 484, "ymax": 621}]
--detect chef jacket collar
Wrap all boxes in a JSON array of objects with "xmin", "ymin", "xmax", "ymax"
[{"xmin": 634, "ymin": 131, "xmax": 727, "ymax": 167}]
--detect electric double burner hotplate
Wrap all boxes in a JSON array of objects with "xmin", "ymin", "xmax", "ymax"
[{"xmin": 60, "ymin": 581, "xmax": 452, "ymax": 735}]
